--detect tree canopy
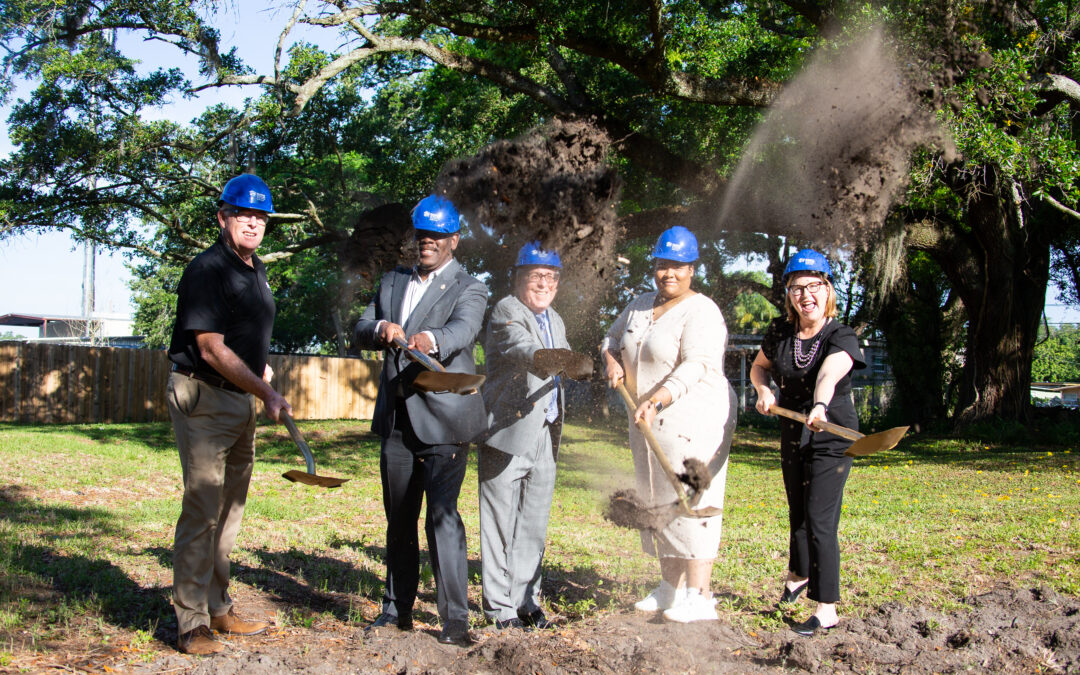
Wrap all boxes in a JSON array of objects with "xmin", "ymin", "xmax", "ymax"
[{"xmin": 1, "ymin": 0, "xmax": 1078, "ymax": 423}]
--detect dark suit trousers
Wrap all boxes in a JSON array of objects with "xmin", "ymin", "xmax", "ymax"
[
  {"xmin": 780, "ymin": 423, "xmax": 853, "ymax": 604},
  {"xmin": 379, "ymin": 406, "xmax": 470, "ymax": 624}
]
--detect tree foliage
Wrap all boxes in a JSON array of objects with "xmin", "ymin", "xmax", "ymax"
[
  {"xmin": 1032, "ymin": 324, "xmax": 1080, "ymax": 382},
  {"xmin": 2, "ymin": 0, "xmax": 1078, "ymax": 423}
]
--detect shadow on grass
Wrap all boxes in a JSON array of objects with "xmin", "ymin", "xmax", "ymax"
[
  {"xmin": 6, "ymin": 421, "xmax": 177, "ymax": 452},
  {"xmin": 0, "ymin": 485, "xmax": 174, "ymax": 646}
]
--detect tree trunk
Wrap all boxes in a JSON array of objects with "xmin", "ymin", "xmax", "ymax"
[{"xmin": 916, "ymin": 166, "xmax": 1050, "ymax": 425}]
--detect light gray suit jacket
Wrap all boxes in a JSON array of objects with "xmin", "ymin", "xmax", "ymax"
[
  {"xmin": 353, "ymin": 259, "xmax": 488, "ymax": 445},
  {"xmin": 480, "ymin": 295, "xmax": 570, "ymax": 456}
]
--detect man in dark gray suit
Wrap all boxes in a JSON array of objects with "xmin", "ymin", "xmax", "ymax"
[
  {"xmin": 478, "ymin": 242, "xmax": 569, "ymax": 630},
  {"xmin": 353, "ymin": 194, "xmax": 487, "ymax": 647}
]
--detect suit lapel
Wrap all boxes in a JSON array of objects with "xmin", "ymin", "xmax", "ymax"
[{"xmin": 405, "ymin": 259, "xmax": 460, "ymax": 332}]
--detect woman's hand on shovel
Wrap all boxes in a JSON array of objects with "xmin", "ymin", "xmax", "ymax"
[{"xmin": 603, "ymin": 350, "xmax": 624, "ymax": 389}]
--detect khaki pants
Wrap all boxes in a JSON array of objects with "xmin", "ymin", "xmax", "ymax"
[{"xmin": 167, "ymin": 372, "xmax": 257, "ymax": 634}]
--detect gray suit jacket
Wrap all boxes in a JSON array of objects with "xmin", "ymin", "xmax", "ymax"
[
  {"xmin": 354, "ymin": 259, "xmax": 488, "ymax": 445},
  {"xmin": 480, "ymin": 295, "xmax": 570, "ymax": 456}
]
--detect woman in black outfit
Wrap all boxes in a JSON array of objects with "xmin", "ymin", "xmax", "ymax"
[{"xmin": 749, "ymin": 249, "xmax": 866, "ymax": 636}]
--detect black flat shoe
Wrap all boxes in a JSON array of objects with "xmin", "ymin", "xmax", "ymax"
[
  {"xmin": 791, "ymin": 615, "xmax": 836, "ymax": 636},
  {"xmin": 368, "ymin": 612, "xmax": 412, "ymax": 631},
  {"xmin": 778, "ymin": 581, "xmax": 809, "ymax": 605},
  {"xmin": 438, "ymin": 620, "xmax": 474, "ymax": 646}
]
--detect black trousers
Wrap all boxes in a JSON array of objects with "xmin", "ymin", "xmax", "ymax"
[
  {"xmin": 379, "ymin": 407, "xmax": 470, "ymax": 624},
  {"xmin": 779, "ymin": 421, "xmax": 853, "ymax": 604}
]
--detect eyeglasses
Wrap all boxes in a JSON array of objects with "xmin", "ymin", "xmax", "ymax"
[
  {"xmin": 787, "ymin": 281, "xmax": 827, "ymax": 296},
  {"xmin": 525, "ymin": 271, "xmax": 560, "ymax": 284},
  {"xmin": 225, "ymin": 209, "xmax": 269, "ymax": 224}
]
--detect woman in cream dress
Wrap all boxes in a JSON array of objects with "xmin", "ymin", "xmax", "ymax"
[{"xmin": 602, "ymin": 226, "xmax": 736, "ymax": 623}]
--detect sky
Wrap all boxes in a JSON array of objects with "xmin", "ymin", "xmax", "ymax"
[
  {"xmin": 0, "ymin": 2, "xmax": 343, "ymax": 337},
  {"xmin": 1, "ymin": 5, "xmax": 1079, "ymax": 338}
]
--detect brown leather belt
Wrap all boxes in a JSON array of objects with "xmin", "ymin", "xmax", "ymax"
[{"xmin": 171, "ymin": 365, "xmax": 245, "ymax": 394}]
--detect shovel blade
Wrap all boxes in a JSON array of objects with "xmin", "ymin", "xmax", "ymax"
[
  {"xmin": 844, "ymin": 425, "xmax": 910, "ymax": 457},
  {"xmin": 413, "ymin": 370, "xmax": 486, "ymax": 394},
  {"xmin": 282, "ymin": 470, "xmax": 350, "ymax": 489},
  {"xmin": 533, "ymin": 349, "xmax": 594, "ymax": 380}
]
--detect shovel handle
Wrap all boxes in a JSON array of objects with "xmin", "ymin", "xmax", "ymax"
[
  {"xmin": 392, "ymin": 336, "xmax": 448, "ymax": 372},
  {"xmin": 615, "ymin": 381, "xmax": 693, "ymax": 515},
  {"xmin": 281, "ymin": 411, "xmax": 317, "ymax": 475},
  {"xmin": 769, "ymin": 405, "xmax": 864, "ymax": 442}
]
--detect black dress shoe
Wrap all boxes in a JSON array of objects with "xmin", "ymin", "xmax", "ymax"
[
  {"xmin": 778, "ymin": 581, "xmax": 809, "ymax": 605},
  {"xmin": 791, "ymin": 615, "xmax": 836, "ymax": 636},
  {"xmin": 494, "ymin": 617, "xmax": 527, "ymax": 630},
  {"xmin": 368, "ymin": 612, "xmax": 412, "ymax": 631},
  {"xmin": 520, "ymin": 609, "xmax": 556, "ymax": 629},
  {"xmin": 437, "ymin": 620, "xmax": 474, "ymax": 646}
]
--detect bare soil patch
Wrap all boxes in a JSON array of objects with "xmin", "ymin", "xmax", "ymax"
[{"xmin": 20, "ymin": 583, "xmax": 1074, "ymax": 673}]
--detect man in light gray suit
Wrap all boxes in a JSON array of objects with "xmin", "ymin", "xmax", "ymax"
[
  {"xmin": 479, "ymin": 241, "xmax": 570, "ymax": 630},
  {"xmin": 353, "ymin": 194, "xmax": 487, "ymax": 647}
]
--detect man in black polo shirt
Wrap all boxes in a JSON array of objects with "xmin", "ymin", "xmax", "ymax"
[{"xmin": 166, "ymin": 173, "xmax": 291, "ymax": 656}]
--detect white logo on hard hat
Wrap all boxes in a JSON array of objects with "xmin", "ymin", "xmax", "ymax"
[
  {"xmin": 249, "ymin": 190, "xmax": 266, "ymax": 203},
  {"xmin": 667, "ymin": 241, "xmax": 684, "ymax": 250}
]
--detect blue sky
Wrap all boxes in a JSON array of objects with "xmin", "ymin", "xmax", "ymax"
[
  {"xmin": 2, "ymin": 5, "xmax": 1078, "ymax": 337},
  {"xmin": 0, "ymin": 2, "xmax": 342, "ymax": 336}
]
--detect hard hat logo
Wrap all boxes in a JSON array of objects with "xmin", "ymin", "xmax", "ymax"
[{"xmin": 249, "ymin": 190, "xmax": 267, "ymax": 204}]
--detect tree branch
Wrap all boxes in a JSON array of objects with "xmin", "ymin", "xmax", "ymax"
[{"xmin": 1036, "ymin": 190, "xmax": 1080, "ymax": 222}]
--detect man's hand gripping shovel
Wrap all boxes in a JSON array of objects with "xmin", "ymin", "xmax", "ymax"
[{"xmin": 392, "ymin": 337, "xmax": 486, "ymax": 394}]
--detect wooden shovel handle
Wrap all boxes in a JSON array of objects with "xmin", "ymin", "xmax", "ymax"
[
  {"xmin": 281, "ymin": 411, "xmax": 317, "ymax": 475},
  {"xmin": 392, "ymin": 336, "xmax": 448, "ymax": 372},
  {"xmin": 615, "ymin": 381, "xmax": 693, "ymax": 515},
  {"xmin": 769, "ymin": 405, "xmax": 864, "ymax": 442}
]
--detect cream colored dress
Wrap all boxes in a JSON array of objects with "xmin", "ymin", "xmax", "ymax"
[{"xmin": 604, "ymin": 292, "xmax": 735, "ymax": 559}]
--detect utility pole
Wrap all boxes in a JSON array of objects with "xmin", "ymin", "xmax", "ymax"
[{"xmin": 82, "ymin": 239, "xmax": 96, "ymax": 338}]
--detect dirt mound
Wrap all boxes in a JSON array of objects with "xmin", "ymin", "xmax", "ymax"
[
  {"xmin": 124, "ymin": 584, "xmax": 1078, "ymax": 673},
  {"xmin": 436, "ymin": 117, "xmax": 622, "ymax": 288}
]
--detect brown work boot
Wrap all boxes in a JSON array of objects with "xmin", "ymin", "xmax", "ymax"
[
  {"xmin": 177, "ymin": 625, "xmax": 223, "ymax": 655},
  {"xmin": 209, "ymin": 608, "xmax": 269, "ymax": 636}
]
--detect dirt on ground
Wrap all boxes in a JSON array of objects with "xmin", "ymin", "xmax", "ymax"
[{"xmin": 23, "ymin": 583, "xmax": 1076, "ymax": 674}]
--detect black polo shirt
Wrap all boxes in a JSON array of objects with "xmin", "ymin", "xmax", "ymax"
[{"xmin": 168, "ymin": 235, "xmax": 275, "ymax": 380}]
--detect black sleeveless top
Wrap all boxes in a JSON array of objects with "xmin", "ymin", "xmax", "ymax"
[{"xmin": 761, "ymin": 317, "xmax": 866, "ymax": 453}]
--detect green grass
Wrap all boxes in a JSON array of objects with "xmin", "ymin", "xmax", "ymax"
[{"xmin": 0, "ymin": 417, "xmax": 1077, "ymax": 661}]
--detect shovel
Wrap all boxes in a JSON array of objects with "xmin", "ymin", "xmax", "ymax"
[
  {"xmin": 533, "ymin": 348, "xmax": 594, "ymax": 380},
  {"xmin": 392, "ymin": 337, "xmax": 486, "ymax": 395},
  {"xmin": 769, "ymin": 405, "xmax": 909, "ymax": 456},
  {"xmin": 280, "ymin": 412, "xmax": 350, "ymax": 488},
  {"xmin": 609, "ymin": 382, "xmax": 722, "ymax": 528}
]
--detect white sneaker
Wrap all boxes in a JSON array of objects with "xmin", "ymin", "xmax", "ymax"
[
  {"xmin": 662, "ymin": 588, "xmax": 718, "ymax": 623},
  {"xmin": 633, "ymin": 580, "xmax": 687, "ymax": 612}
]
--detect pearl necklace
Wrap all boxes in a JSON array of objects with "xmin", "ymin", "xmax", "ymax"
[{"xmin": 793, "ymin": 321, "xmax": 828, "ymax": 369}]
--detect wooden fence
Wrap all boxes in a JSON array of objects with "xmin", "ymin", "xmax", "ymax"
[{"xmin": 0, "ymin": 342, "xmax": 380, "ymax": 424}]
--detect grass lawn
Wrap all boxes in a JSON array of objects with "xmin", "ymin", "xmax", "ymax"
[{"xmin": 0, "ymin": 416, "xmax": 1077, "ymax": 665}]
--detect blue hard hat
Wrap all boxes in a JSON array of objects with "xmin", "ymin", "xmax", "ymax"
[
  {"xmin": 412, "ymin": 194, "xmax": 461, "ymax": 234},
  {"xmin": 652, "ymin": 226, "xmax": 698, "ymax": 263},
  {"xmin": 219, "ymin": 174, "xmax": 274, "ymax": 213},
  {"xmin": 515, "ymin": 241, "xmax": 562, "ymax": 268},
  {"xmin": 783, "ymin": 249, "xmax": 832, "ymax": 281}
]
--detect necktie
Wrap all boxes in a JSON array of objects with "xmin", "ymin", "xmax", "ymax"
[{"xmin": 536, "ymin": 312, "xmax": 559, "ymax": 423}]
